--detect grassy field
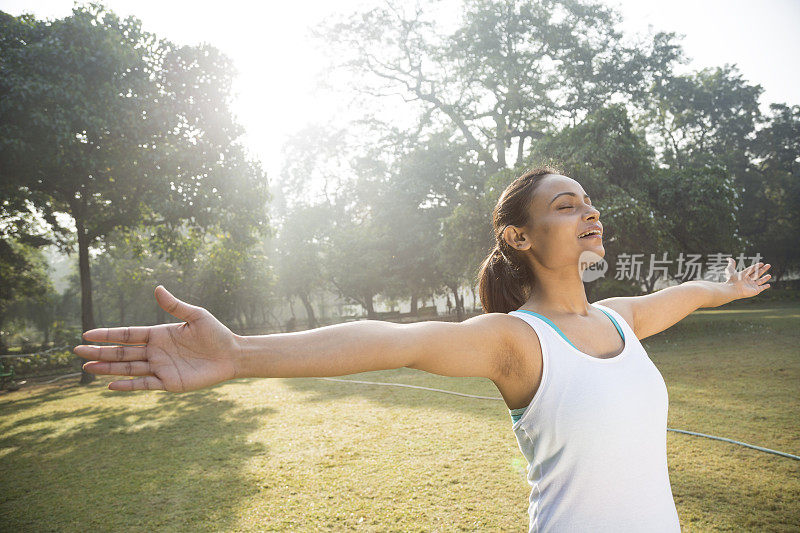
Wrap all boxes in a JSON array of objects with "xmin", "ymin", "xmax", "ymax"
[{"xmin": 1, "ymin": 301, "xmax": 798, "ymax": 532}]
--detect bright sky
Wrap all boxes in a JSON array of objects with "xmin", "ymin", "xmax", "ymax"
[{"xmin": 2, "ymin": 0, "xmax": 798, "ymax": 188}]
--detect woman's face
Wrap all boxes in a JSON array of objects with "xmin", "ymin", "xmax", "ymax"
[{"xmin": 505, "ymin": 174, "xmax": 604, "ymax": 270}]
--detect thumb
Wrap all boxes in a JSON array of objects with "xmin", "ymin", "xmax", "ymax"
[
  {"xmin": 155, "ymin": 285, "xmax": 204, "ymax": 322},
  {"xmin": 725, "ymin": 257, "xmax": 737, "ymax": 276}
]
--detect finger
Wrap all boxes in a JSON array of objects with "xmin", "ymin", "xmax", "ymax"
[
  {"xmin": 155, "ymin": 285, "xmax": 205, "ymax": 323},
  {"xmin": 82, "ymin": 326, "xmax": 151, "ymax": 345},
  {"xmin": 756, "ymin": 273, "xmax": 771, "ymax": 284},
  {"xmin": 757, "ymin": 263, "xmax": 771, "ymax": 277},
  {"xmin": 108, "ymin": 376, "xmax": 165, "ymax": 391},
  {"xmin": 758, "ymin": 283, "xmax": 771, "ymax": 293},
  {"xmin": 83, "ymin": 360, "xmax": 154, "ymax": 376},
  {"xmin": 74, "ymin": 345, "xmax": 147, "ymax": 361},
  {"xmin": 743, "ymin": 262, "xmax": 760, "ymax": 279}
]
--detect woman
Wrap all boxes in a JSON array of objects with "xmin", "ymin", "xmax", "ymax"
[{"xmin": 74, "ymin": 167, "xmax": 772, "ymax": 532}]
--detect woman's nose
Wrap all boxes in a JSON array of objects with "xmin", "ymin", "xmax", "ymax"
[{"xmin": 583, "ymin": 205, "xmax": 600, "ymax": 219}]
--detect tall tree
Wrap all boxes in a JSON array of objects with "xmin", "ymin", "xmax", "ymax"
[
  {"xmin": 744, "ymin": 104, "xmax": 800, "ymax": 281},
  {"xmin": 0, "ymin": 5, "xmax": 269, "ymax": 382},
  {"xmin": 314, "ymin": 0, "xmax": 682, "ymax": 173}
]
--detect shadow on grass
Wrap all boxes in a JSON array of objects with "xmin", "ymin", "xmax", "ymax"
[
  {"xmin": 0, "ymin": 380, "xmax": 276, "ymax": 531},
  {"xmin": 0, "ymin": 379, "xmax": 90, "ymax": 409}
]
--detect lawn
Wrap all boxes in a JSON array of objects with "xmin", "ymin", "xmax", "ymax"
[{"xmin": 1, "ymin": 301, "xmax": 798, "ymax": 531}]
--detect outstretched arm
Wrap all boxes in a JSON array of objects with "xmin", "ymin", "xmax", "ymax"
[
  {"xmin": 75, "ymin": 285, "xmax": 512, "ymax": 392},
  {"xmin": 596, "ymin": 258, "xmax": 771, "ymax": 340}
]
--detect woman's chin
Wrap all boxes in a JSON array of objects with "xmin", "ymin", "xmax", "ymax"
[{"xmin": 578, "ymin": 239, "xmax": 604, "ymax": 252}]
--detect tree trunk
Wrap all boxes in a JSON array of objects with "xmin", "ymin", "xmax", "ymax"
[
  {"xmin": 363, "ymin": 295, "xmax": 377, "ymax": 319},
  {"xmin": 410, "ymin": 294, "xmax": 418, "ymax": 315},
  {"xmin": 0, "ymin": 312, "xmax": 7, "ymax": 354},
  {"xmin": 298, "ymin": 292, "xmax": 318, "ymax": 329},
  {"xmin": 447, "ymin": 283, "xmax": 464, "ymax": 321},
  {"xmin": 515, "ymin": 134, "xmax": 527, "ymax": 167},
  {"xmin": 457, "ymin": 289, "xmax": 465, "ymax": 318},
  {"xmin": 495, "ymin": 115, "xmax": 507, "ymax": 168},
  {"xmin": 75, "ymin": 215, "xmax": 96, "ymax": 385}
]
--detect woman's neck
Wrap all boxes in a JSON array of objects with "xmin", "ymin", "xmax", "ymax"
[{"xmin": 524, "ymin": 271, "xmax": 592, "ymax": 316}]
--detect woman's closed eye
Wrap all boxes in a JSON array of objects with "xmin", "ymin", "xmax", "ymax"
[{"xmin": 559, "ymin": 202, "xmax": 593, "ymax": 210}]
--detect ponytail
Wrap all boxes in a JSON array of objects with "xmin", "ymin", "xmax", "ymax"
[{"xmin": 476, "ymin": 166, "xmax": 559, "ymax": 314}]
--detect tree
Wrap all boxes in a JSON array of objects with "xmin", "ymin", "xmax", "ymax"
[
  {"xmin": 744, "ymin": 104, "xmax": 800, "ymax": 281},
  {"xmin": 0, "ymin": 238, "xmax": 52, "ymax": 352},
  {"xmin": 322, "ymin": 196, "xmax": 392, "ymax": 320},
  {"xmin": 0, "ymin": 200, "xmax": 54, "ymax": 352},
  {"xmin": 90, "ymin": 227, "xmax": 165, "ymax": 327},
  {"xmin": 641, "ymin": 64, "xmax": 762, "ymax": 173},
  {"xmin": 195, "ymin": 233, "xmax": 273, "ymax": 331},
  {"xmin": 365, "ymin": 129, "xmax": 466, "ymax": 316},
  {"xmin": 0, "ymin": 5, "xmax": 270, "ymax": 382},
  {"xmin": 273, "ymin": 202, "xmax": 336, "ymax": 329},
  {"xmin": 313, "ymin": 0, "xmax": 682, "ymax": 173}
]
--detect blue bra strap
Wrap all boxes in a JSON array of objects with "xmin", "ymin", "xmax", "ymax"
[
  {"xmin": 510, "ymin": 408, "xmax": 526, "ymax": 424},
  {"xmin": 598, "ymin": 308, "xmax": 625, "ymax": 343},
  {"xmin": 513, "ymin": 309, "xmax": 579, "ymax": 350}
]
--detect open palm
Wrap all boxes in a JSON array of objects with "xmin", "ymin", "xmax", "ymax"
[
  {"xmin": 75, "ymin": 286, "xmax": 241, "ymax": 392},
  {"xmin": 723, "ymin": 258, "xmax": 772, "ymax": 299}
]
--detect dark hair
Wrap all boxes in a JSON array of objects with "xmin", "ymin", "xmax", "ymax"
[{"xmin": 477, "ymin": 166, "xmax": 561, "ymax": 314}]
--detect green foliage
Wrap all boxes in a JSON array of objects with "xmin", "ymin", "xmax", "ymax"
[
  {"xmin": 321, "ymin": 200, "xmax": 392, "ymax": 319},
  {"xmin": 642, "ymin": 65, "xmax": 762, "ymax": 171},
  {"xmin": 741, "ymin": 104, "xmax": 800, "ymax": 281},
  {"xmin": 195, "ymin": 236, "xmax": 274, "ymax": 329},
  {"xmin": 81, "ymin": 225, "xmax": 274, "ymax": 330},
  {"xmin": 1, "ymin": 348, "xmax": 78, "ymax": 378},
  {"xmin": 0, "ymin": 3, "xmax": 271, "ymax": 336},
  {"xmin": 0, "ymin": 238, "xmax": 52, "ymax": 351}
]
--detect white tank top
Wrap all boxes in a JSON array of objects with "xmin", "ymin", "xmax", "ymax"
[{"xmin": 507, "ymin": 303, "xmax": 681, "ymax": 532}]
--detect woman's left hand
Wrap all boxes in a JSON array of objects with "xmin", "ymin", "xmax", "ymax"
[{"xmin": 723, "ymin": 258, "xmax": 772, "ymax": 299}]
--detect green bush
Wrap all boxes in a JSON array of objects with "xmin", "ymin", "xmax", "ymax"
[{"xmin": 3, "ymin": 348, "xmax": 79, "ymax": 379}]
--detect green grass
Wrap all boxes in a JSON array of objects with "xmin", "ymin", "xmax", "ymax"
[{"xmin": 0, "ymin": 301, "xmax": 798, "ymax": 531}]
